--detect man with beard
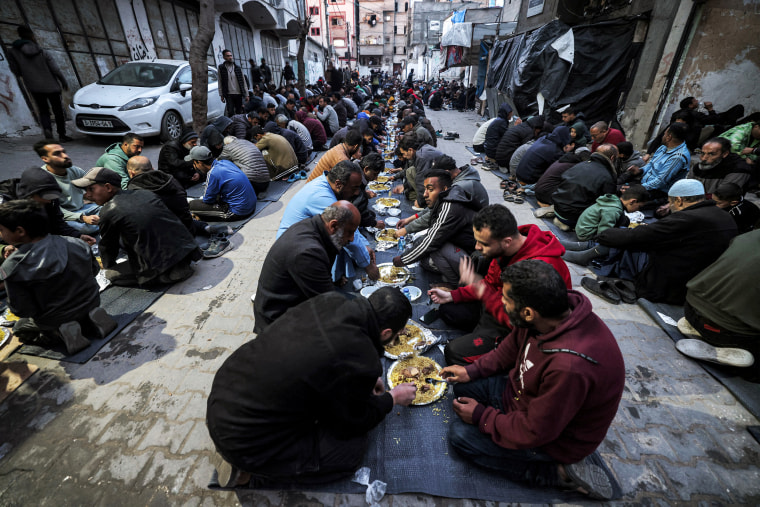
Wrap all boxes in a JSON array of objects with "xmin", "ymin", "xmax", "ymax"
[
  {"xmin": 429, "ymin": 205, "xmax": 571, "ymax": 365},
  {"xmin": 307, "ymin": 129, "xmax": 363, "ymax": 182},
  {"xmin": 687, "ymin": 137, "xmax": 752, "ymax": 194},
  {"xmin": 34, "ymin": 139, "xmax": 100, "ymax": 234},
  {"xmin": 253, "ymin": 201, "xmax": 361, "ymax": 333},
  {"xmin": 95, "ymin": 133, "xmax": 144, "ymax": 189},
  {"xmin": 277, "ymin": 161, "xmax": 379, "ymax": 285},
  {"xmin": 440, "ymin": 260, "xmax": 624, "ymax": 501},
  {"xmin": 157, "ymin": 131, "xmax": 204, "ymax": 188}
]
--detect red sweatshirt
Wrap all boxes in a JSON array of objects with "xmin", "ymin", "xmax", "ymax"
[
  {"xmin": 450, "ymin": 224, "xmax": 571, "ymax": 328},
  {"xmin": 464, "ymin": 291, "xmax": 625, "ymax": 464}
]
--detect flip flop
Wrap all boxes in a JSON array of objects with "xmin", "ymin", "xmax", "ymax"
[
  {"xmin": 298, "ymin": 169, "xmax": 308, "ymax": 180},
  {"xmin": 286, "ymin": 173, "xmax": 299, "ymax": 183},
  {"xmin": 581, "ymin": 277, "xmax": 621, "ymax": 305},
  {"xmin": 503, "ymin": 191, "xmax": 516, "ymax": 202},
  {"xmin": 500, "ymin": 180, "xmax": 508, "ymax": 189},
  {"xmin": 513, "ymin": 196, "xmax": 524, "ymax": 204}
]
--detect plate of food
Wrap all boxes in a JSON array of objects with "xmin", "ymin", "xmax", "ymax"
[
  {"xmin": 384, "ymin": 319, "xmax": 438, "ymax": 359},
  {"xmin": 368, "ymin": 182, "xmax": 390, "ymax": 192},
  {"xmin": 376, "ymin": 263, "xmax": 410, "ymax": 286},
  {"xmin": 375, "ymin": 175, "xmax": 391, "ymax": 183},
  {"xmin": 376, "ymin": 197, "xmax": 401, "ymax": 208},
  {"xmin": 375, "ymin": 228, "xmax": 399, "ymax": 243},
  {"xmin": 387, "ymin": 355, "xmax": 447, "ymax": 405}
]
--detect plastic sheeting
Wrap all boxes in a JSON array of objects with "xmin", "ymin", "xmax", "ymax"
[
  {"xmin": 476, "ymin": 40, "xmax": 491, "ymax": 97},
  {"xmin": 487, "ymin": 18, "xmax": 644, "ymax": 123},
  {"xmin": 441, "ymin": 22, "xmax": 473, "ymax": 47},
  {"xmin": 451, "ymin": 9, "xmax": 467, "ymax": 23}
]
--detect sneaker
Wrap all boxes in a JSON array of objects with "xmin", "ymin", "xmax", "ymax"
[
  {"xmin": 675, "ymin": 338, "xmax": 754, "ymax": 367},
  {"xmin": 203, "ymin": 237, "xmax": 232, "ymax": 258},
  {"xmin": 534, "ymin": 206, "xmax": 555, "ymax": 219},
  {"xmin": 676, "ymin": 316, "xmax": 701, "ymax": 337},
  {"xmin": 563, "ymin": 457, "xmax": 614, "ymax": 500},
  {"xmin": 58, "ymin": 321, "xmax": 91, "ymax": 355},
  {"xmin": 88, "ymin": 307, "xmax": 117, "ymax": 339}
]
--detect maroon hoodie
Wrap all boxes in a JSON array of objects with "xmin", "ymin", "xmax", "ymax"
[
  {"xmin": 464, "ymin": 290, "xmax": 625, "ymax": 464},
  {"xmin": 450, "ymin": 224, "xmax": 571, "ymax": 328}
]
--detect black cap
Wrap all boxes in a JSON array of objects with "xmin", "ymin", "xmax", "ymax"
[{"xmin": 17, "ymin": 167, "xmax": 62, "ymax": 200}]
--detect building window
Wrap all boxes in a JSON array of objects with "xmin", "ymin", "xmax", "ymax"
[
  {"xmin": 309, "ymin": 6, "xmax": 319, "ymax": 15},
  {"xmin": 395, "ymin": 2, "xmax": 398, "ymax": 12},
  {"xmin": 311, "ymin": 27, "xmax": 321, "ymax": 36},
  {"xmin": 404, "ymin": 2, "xmax": 408, "ymax": 11},
  {"xmin": 385, "ymin": 14, "xmax": 391, "ymax": 21},
  {"xmin": 331, "ymin": 17, "xmax": 344, "ymax": 26},
  {"xmin": 385, "ymin": 36, "xmax": 390, "ymax": 43},
  {"xmin": 334, "ymin": 38, "xmax": 346, "ymax": 48}
]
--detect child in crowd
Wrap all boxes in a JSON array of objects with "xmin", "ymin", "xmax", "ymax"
[
  {"xmin": 712, "ymin": 182, "xmax": 760, "ymax": 234},
  {"xmin": 0, "ymin": 200, "xmax": 116, "ymax": 354},
  {"xmin": 560, "ymin": 184, "xmax": 650, "ymax": 266}
]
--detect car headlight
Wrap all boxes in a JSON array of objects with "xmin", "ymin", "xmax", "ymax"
[{"xmin": 119, "ymin": 97, "xmax": 158, "ymax": 111}]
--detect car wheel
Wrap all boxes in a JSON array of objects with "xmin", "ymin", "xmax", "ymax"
[{"xmin": 160, "ymin": 110, "xmax": 183, "ymax": 142}]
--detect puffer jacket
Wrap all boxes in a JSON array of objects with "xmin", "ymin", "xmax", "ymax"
[{"xmin": 219, "ymin": 138, "xmax": 270, "ymax": 183}]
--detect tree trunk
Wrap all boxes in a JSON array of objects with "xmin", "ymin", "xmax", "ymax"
[
  {"xmin": 296, "ymin": 18, "xmax": 312, "ymax": 98},
  {"xmin": 190, "ymin": 0, "xmax": 216, "ymax": 134}
]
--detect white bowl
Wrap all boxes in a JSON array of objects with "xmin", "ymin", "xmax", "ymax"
[
  {"xmin": 387, "ymin": 208, "xmax": 401, "ymax": 217},
  {"xmin": 385, "ymin": 217, "xmax": 400, "ymax": 227}
]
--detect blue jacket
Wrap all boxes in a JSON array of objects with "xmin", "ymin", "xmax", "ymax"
[
  {"xmin": 516, "ymin": 126, "xmax": 572, "ymax": 184},
  {"xmin": 203, "ymin": 159, "xmax": 257, "ymax": 216},
  {"xmin": 641, "ymin": 142, "xmax": 691, "ymax": 193}
]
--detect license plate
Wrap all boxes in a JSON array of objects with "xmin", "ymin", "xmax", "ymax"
[{"xmin": 83, "ymin": 119, "xmax": 113, "ymax": 128}]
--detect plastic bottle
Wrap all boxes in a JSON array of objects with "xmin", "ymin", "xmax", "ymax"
[
  {"xmin": 398, "ymin": 235, "xmax": 406, "ymax": 254},
  {"xmin": 402, "ymin": 287, "xmax": 411, "ymax": 301}
]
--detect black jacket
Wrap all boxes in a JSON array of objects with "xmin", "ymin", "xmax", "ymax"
[
  {"xmin": 484, "ymin": 104, "xmax": 512, "ymax": 159},
  {"xmin": 157, "ymin": 140, "xmax": 201, "ymax": 188},
  {"xmin": 253, "ymin": 215, "xmax": 339, "ymax": 333},
  {"xmin": 598, "ymin": 200, "xmax": 737, "ymax": 304},
  {"xmin": 126, "ymin": 171, "xmax": 195, "ymax": 233},
  {"xmin": 552, "ymin": 153, "xmax": 617, "ymax": 223},
  {"xmin": 99, "ymin": 190, "xmax": 201, "ymax": 285},
  {"xmin": 515, "ymin": 126, "xmax": 572, "ymax": 184},
  {"xmin": 208, "ymin": 292, "xmax": 392, "ymax": 472},
  {"xmin": 333, "ymin": 100, "xmax": 348, "ymax": 128},
  {"xmin": 494, "ymin": 118, "xmax": 541, "ymax": 168}
]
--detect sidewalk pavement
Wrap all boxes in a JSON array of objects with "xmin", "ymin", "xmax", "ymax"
[{"xmin": 0, "ymin": 110, "xmax": 758, "ymax": 506}]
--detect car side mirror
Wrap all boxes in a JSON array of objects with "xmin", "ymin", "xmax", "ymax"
[{"xmin": 179, "ymin": 83, "xmax": 192, "ymax": 96}]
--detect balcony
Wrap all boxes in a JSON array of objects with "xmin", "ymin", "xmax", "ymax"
[{"xmin": 359, "ymin": 35, "xmax": 384, "ymax": 55}]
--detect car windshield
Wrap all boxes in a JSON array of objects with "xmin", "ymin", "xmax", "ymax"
[{"xmin": 98, "ymin": 63, "xmax": 179, "ymax": 87}]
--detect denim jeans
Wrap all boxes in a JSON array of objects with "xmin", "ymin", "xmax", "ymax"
[
  {"xmin": 66, "ymin": 202, "xmax": 100, "ymax": 235},
  {"xmin": 449, "ymin": 377, "xmax": 561, "ymax": 487}
]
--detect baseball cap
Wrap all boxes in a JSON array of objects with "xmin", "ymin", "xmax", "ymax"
[
  {"xmin": 17, "ymin": 167, "xmax": 63, "ymax": 200},
  {"xmin": 667, "ymin": 179, "xmax": 705, "ymax": 197},
  {"xmin": 71, "ymin": 167, "xmax": 122, "ymax": 188},
  {"xmin": 184, "ymin": 146, "xmax": 213, "ymax": 162}
]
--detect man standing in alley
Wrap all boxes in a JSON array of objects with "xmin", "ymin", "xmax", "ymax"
[
  {"xmin": 218, "ymin": 49, "xmax": 247, "ymax": 117},
  {"xmin": 7, "ymin": 25, "xmax": 72, "ymax": 142}
]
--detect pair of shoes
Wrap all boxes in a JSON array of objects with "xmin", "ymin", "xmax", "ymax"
[
  {"xmin": 443, "ymin": 135, "xmax": 457, "ymax": 140},
  {"xmin": 598, "ymin": 276, "xmax": 636, "ymax": 303},
  {"xmin": 562, "ymin": 457, "xmax": 614, "ymax": 500},
  {"xmin": 203, "ymin": 235, "xmax": 232, "ymax": 258},
  {"xmin": 534, "ymin": 206, "xmax": 555, "ymax": 219},
  {"xmin": 446, "ymin": 131, "xmax": 459, "ymax": 138},
  {"xmin": 88, "ymin": 307, "xmax": 117, "ymax": 339},
  {"xmin": 675, "ymin": 339, "xmax": 755, "ymax": 367},
  {"xmin": 676, "ymin": 316, "xmax": 701, "ymax": 337},
  {"xmin": 59, "ymin": 134, "xmax": 73, "ymax": 142},
  {"xmin": 581, "ymin": 277, "xmax": 622, "ymax": 304},
  {"xmin": 552, "ymin": 217, "xmax": 572, "ymax": 232},
  {"xmin": 58, "ymin": 321, "xmax": 91, "ymax": 355},
  {"xmin": 286, "ymin": 173, "xmax": 300, "ymax": 183}
]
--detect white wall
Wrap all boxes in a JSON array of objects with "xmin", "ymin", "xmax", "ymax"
[{"xmin": 0, "ymin": 47, "xmax": 40, "ymax": 136}]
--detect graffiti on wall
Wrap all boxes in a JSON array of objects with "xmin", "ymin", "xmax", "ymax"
[{"xmin": 0, "ymin": 74, "xmax": 15, "ymax": 115}]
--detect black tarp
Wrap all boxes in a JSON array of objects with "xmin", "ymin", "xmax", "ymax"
[{"xmin": 487, "ymin": 17, "xmax": 646, "ymax": 124}]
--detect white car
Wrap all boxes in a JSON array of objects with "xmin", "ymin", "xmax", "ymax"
[{"xmin": 70, "ymin": 59, "xmax": 225, "ymax": 142}]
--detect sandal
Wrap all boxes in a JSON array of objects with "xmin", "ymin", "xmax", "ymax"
[
  {"xmin": 500, "ymin": 180, "xmax": 508, "ymax": 189},
  {"xmin": 298, "ymin": 169, "xmax": 308, "ymax": 180},
  {"xmin": 503, "ymin": 191, "xmax": 516, "ymax": 202},
  {"xmin": 581, "ymin": 277, "xmax": 621, "ymax": 305},
  {"xmin": 513, "ymin": 196, "xmax": 524, "ymax": 204},
  {"xmin": 286, "ymin": 173, "xmax": 299, "ymax": 183}
]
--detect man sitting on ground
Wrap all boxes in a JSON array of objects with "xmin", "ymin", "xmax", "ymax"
[
  {"xmin": 316, "ymin": 96, "xmax": 340, "ymax": 136},
  {"xmin": 186, "ymin": 146, "xmax": 257, "ymax": 222},
  {"xmin": 253, "ymin": 202, "xmax": 360, "ymax": 333},
  {"xmin": 430, "ymin": 205, "xmax": 571, "ymax": 365},
  {"xmin": 250, "ymin": 126, "xmax": 300, "ymax": 181},
  {"xmin": 560, "ymin": 106, "xmax": 589, "ymax": 146},
  {"xmin": 589, "ymin": 122, "xmax": 625, "ymax": 153},
  {"xmin": 278, "ymin": 161, "xmax": 379, "ymax": 284},
  {"xmin": 483, "ymin": 104, "xmax": 513, "ymax": 168},
  {"xmin": 440, "ymin": 260, "xmax": 624, "ymax": 501},
  {"xmin": 296, "ymin": 110, "xmax": 327, "ymax": 152},
  {"xmin": 95, "ymin": 132, "xmax": 144, "ymax": 188},
  {"xmin": 676, "ymin": 229, "xmax": 760, "ymax": 369},
  {"xmin": 0, "ymin": 200, "xmax": 117, "ymax": 355},
  {"xmin": 494, "ymin": 116, "xmax": 545, "ymax": 170},
  {"xmin": 687, "ymin": 137, "xmax": 752, "ymax": 194},
  {"xmin": 551, "ymin": 144, "xmax": 619, "ymax": 231},
  {"xmin": 219, "ymin": 136, "xmax": 271, "ymax": 195},
  {"xmin": 264, "ymin": 115, "xmax": 308, "ymax": 165},
  {"xmin": 73, "ymin": 167, "xmax": 202, "ymax": 286},
  {"xmin": 34, "ymin": 139, "xmax": 99, "ymax": 234},
  {"xmin": 209, "ymin": 287, "xmax": 417, "ymax": 487},
  {"xmin": 712, "ymin": 182, "xmax": 760, "ymax": 234},
  {"xmin": 307, "ymin": 129, "xmax": 363, "ymax": 182},
  {"xmin": 624, "ymin": 123, "xmax": 690, "ymax": 198},
  {"xmin": 157, "ymin": 131, "xmax": 204, "ymax": 188},
  {"xmin": 126, "ymin": 155, "xmax": 207, "ymax": 235},
  {"xmin": 515, "ymin": 126, "xmax": 574, "ymax": 185},
  {"xmin": 471, "ymin": 118, "xmax": 496, "ymax": 153},
  {"xmin": 596, "ymin": 179, "xmax": 737, "ymax": 304},
  {"xmin": 392, "ymin": 171, "xmax": 479, "ymax": 282}
]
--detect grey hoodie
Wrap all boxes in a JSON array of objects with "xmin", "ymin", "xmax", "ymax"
[
  {"xmin": 0, "ymin": 235, "xmax": 99, "ymax": 328},
  {"xmin": 7, "ymin": 39, "xmax": 67, "ymax": 94}
]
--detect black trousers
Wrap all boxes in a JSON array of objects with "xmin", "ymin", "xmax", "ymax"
[
  {"xmin": 444, "ymin": 310, "xmax": 512, "ymax": 366},
  {"xmin": 224, "ymin": 94, "xmax": 244, "ymax": 116},
  {"xmin": 32, "ymin": 91, "xmax": 66, "ymax": 136}
]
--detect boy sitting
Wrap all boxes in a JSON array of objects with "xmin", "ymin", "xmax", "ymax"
[
  {"xmin": 0, "ymin": 200, "xmax": 116, "ymax": 354},
  {"xmin": 560, "ymin": 185, "xmax": 649, "ymax": 266},
  {"xmin": 712, "ymin": 182, "xmax": 760, "ymax": 234}
]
